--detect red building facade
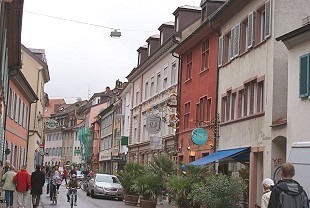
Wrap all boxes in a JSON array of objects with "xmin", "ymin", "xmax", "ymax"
[{"xmin": 175, "ymin": 1, "xmax": 223, "ymax": 165}]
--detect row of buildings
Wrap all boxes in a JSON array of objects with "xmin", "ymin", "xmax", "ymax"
[
  {"xmin": 41, "ymin": 0, "xmax": 310, "ymax": 207},
  {"xmin": 0, "ymin": 0, "xmax": 51, "ymax": 174}
]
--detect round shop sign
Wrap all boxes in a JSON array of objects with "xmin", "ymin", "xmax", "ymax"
[
  {"xmin": 191, "ymin": 128, "xmax": 208, "ymax": 146},
  {"xmin": 146, "ymin": 114, "xmax": 161, "ymax": 134}
]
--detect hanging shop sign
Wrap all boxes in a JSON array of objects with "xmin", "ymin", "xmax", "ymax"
[
  {"xmin": 146, "ymin": 114, "xmax": 161, "ymax": 134},
  {"xmin": 191, "ymin": 128, "xmax": 208, "ymax": 146},
  {"xmin": 45, "ymin": 119, "xmax": 59, "ymax": 129},
  {"xmin": 150, "ymin": 136, "xmax": 163, "ymax": 150}
]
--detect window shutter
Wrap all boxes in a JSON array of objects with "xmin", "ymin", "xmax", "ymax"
[
  {"xmin": 299, "ymin": 54, "xmax": 309, "ymax": 98},
  {"xmin": 234, "ymin": 23, "xmax": 241, "ymax": 57},
  {"xmin": 265, "ymin": 0, "xmax": 272, "ymax": 39},
  {"xmin": 247, "ymin": 11, "xmax": 254, "ymax": 49},
  {"xmin": 230, "ymin": 27, "xmax": 235, "ymax": 60},
  {"xmin": 218, "ymin": 36, "xmax": 223, "ymax": 67}
]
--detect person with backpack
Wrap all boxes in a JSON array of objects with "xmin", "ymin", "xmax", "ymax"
[{"xmin": 268, "ymin": 163, "xmax": 309, "ymax": 208}]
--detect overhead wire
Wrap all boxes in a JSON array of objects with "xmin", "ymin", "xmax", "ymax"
[{"xmin": 24, "ymin": 10, "xmax": 157, "ymax": 33}]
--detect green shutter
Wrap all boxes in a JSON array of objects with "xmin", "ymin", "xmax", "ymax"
[
  {"xmin": 121, "ymin": 136, "xmax": 128, "ymax": 145},
  {"xmin": 300, "ymin": 54, "xmax": 309, "ymax": 98}
]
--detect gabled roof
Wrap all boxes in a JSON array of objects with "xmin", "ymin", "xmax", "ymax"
[
  {"xmin": 44, "ymin": 99, "xmax": 66, "ymax": 117},
  {"xmin": 21, "ymin": 44, "xmax": 50, "ymax": 83}
]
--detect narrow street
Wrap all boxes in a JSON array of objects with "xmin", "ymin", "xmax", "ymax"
[
  {"xmin": 0, "ymin": 181, "xmax": 176, "ymax": 208},
  {"xmin": 39, "ymin": 183, "xmax": 125, "ymax": 208}
]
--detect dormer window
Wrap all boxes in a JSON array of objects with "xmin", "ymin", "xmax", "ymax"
[
  {"xmin": 148, "ymin": 43, "xmax": 151, "ymax": 56},
  {"xmin": 175, "ymin": 16, "xmax": 179, "ymax": 32},
  {"xmin": 138, "ymin": 52, "xmax": 142, "ymax": 65},
  {"xmin": 160, "ymin": 31, "xmax": 164, "ymax": 45}
]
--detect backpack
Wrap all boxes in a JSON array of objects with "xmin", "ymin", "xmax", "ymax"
[{"xmin": 279, "ymin": 190, "xmax": 308, "ymax": 208}]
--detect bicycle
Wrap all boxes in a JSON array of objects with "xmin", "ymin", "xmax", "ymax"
[{"xmin": 67, "ymin": 187, "xmax": 78, "ymax": 207}]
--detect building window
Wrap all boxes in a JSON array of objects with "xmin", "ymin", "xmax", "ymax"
[
  {"xmin": 222, "ymin": 79, "xmax": 265, "ymax": 122},
  {"xmin": 184, "ymin": 102, "xmax": 190, "ymax": 130},
  {"xmin": 136, "ymin": 91, "xmax": 139, "ymax": 106},
  {"xmin": 144, "ymin": 82, "xmax": 148, "ymax": 100},
  {"xmin": 255, "ymin": 1, "xmax": 272, "ymax": 44},
  {"xmin": 134, "ymin": 128, "xmax": 137, "ymax": 144},
  {"xmin": 186, "ymin": 52, "xmax": 192, "ymax": 81},
  {"xmin": 240, "ymin": 17, "xmax": 250, "ymax": 53},
  {"xmin": 156, "ymin": 72, "xmax": 161, "ymax": 93},
  {"xmin": 163, "ymin": 67, "xmax": 168, "ymax": 90},
  {"xmin": 175, "ymin": 16, "xmax": 179, "ymax": 32},
  {"xmin": 150, "ymin": 76, "xmax": 154, "ymax": 96},
  {"xmin": 171, "ymin": 62, "xmax": 177, "ymax": 85},
  {"xmin": 223, "ymin": 32, "xmax": 232, "ymax": 64},
  {"xmin": 300, "ymin": 54, "xmax": 310, "ymax": 98},
  {"xmin": 201, "ymin": 39, "xmax": 209, "ymax": 71}
]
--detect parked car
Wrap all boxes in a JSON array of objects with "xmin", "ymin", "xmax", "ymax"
[
  {"xmin": 86, "ymin": 173, "xmax": 123, "ymax": 200},
  {"xmin": 76, "ymin": 171, "xmax": 84, "ymax": 181}
]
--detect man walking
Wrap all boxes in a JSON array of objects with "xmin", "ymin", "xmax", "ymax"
[
  {"xmin": 31, "ymin": 165, "xmax": 45, "ymax": 208},
  {"xmin": 13, "ymin": 165, "xmax": 31, "ymax": 208},
  {"xmin": 268, "ymin": 162, "xmax": 309, "ymax": 208}
]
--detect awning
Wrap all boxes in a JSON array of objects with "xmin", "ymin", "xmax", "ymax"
[{"xmin": 185, "ymin": 147, "xmax": 250, "ymax": 168}]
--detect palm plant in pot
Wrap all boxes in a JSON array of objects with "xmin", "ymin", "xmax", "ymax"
[
  {"xmin": 133, "ymin": 172, "xmax": 163, "ymax": 208},
  {"xmin": 117, "ymin": 162, "xmax": 145, "ymax": 205}
]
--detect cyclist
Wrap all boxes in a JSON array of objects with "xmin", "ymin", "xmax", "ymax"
[{"xmin": 66, "ymin": 174, "xmax": 80, "ymax": 206}]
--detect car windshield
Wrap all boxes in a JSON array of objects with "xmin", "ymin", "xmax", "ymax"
[
  {"xmin": 96, "ymin": 175, "xmax": 120, "ymax": 184},
  {"xmin": 77, "ymin": 171, "xmax": 82, "ymax": 175}
]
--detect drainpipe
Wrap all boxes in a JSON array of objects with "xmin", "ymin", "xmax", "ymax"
[{"xmin": 209, "ymin": 20, "xmax": 221, "ymax": 154}]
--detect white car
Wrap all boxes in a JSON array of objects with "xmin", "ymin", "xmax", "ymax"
[
  {"xmin": 86, "ymin": 173, "xmax": 123, "ymax": 201},
  {"xmin": 76, "ymin": 171, "xmax": 84, "ymax": 181}
]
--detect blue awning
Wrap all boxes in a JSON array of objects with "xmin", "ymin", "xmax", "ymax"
[{"xmin": 186, "ymin": 147, "xmax": 250, "ymax": 167}]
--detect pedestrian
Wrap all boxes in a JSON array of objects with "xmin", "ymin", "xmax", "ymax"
[
  {"xmin": 256, "ymin": 178, "xmax": 274, "ymax": 208},
  {"xmin": 268, "ymin": 163, "xmax": 309, "ymax": 208},
  {"xmin": 62, "ymin": 167, "xmax": 68, "ymax": 185},
  {"xmin": 46, "ymin": 166, "xmax": 52, "ymax": 195},
  {"xmin": 3, "ymin": 160, "xmax": 11, "ymax": 174},
  {"xmin": 13, "ymin": 165, "xmax": 31, "ymax": 208},
  {"xmin": 69, "ymin": 166, "xmax": 77, "ymax": 177},
  {"xmin": 30, "ymin": 165, "xmax": 45, "ymax": 208},
  {"xmin": 2, "ymin": 165, "xmax": 16, "ymax": 208}
]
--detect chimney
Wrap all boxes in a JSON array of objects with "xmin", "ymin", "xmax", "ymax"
[{"xmin": 106, "ymin": 86, "xmax": 110, "ymax": 93}]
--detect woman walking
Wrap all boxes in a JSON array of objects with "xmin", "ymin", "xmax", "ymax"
[{"xmin": 2, "ymin": 166, "xmax": 17, "ymax": 208}]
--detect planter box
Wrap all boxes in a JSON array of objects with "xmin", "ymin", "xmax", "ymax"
[
  {"xmin": 124, "ymin": 194, "xmax": 139, "ymax": 206},
  {"xmin": 140, "ymin": 199, "xmax": 157, "ymax": 208}
]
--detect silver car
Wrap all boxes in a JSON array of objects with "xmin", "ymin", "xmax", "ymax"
[{"xmin": 86, "ymin": 173, "xmax": 123, "ymax": 200}]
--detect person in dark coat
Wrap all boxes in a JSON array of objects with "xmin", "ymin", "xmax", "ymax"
[{"xmin": 31, "ymin": 165, "xmax": 45, "ymax": 208}]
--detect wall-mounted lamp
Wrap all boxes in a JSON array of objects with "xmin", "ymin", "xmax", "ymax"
[
  {"xmin": 110, "ymin": 29, "xmax": 121, "ymax": 38},
  {"xmin": 186, "ymin": 146, "xmax": 191, "ymax": 150}
]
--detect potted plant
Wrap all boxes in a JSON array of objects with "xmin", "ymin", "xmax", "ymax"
[
  {"xmin": 133, "ymin": 172, "xmax": 163, "ymax": 208},
  {"xmin": 117, "ymin": 162, "xmax": 145, "ymax": 205}
]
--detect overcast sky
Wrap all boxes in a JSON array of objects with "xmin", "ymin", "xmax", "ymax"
[{"xmin": 21, "ymin": 0, "xmax": 201, "ymax": 103}]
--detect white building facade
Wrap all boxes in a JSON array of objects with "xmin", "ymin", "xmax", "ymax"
[{"xmin": 216, "ymin": 0, "xmax": 310, "ymax": 206}]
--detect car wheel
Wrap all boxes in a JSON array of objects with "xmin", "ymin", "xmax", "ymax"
[
  {"xmin": 117, "ymin": 197, "xmax": 123, "ymax": 201},
  {"xmin": 86, "ymin": 189, "xmax": 90, "ymax": 196},
  {"xmin": 91, "ymin": 190, "xmax": 95, "ymax": 198}
]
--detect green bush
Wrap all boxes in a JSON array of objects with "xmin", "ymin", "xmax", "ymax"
[
  {"xmin": 117, "ymin": 162, "xmax": 145, "ymax": 195},
  {"xmin": 191, "ymin": 173, "xmax": 244, "ymax": 208},
  {"xmin": 132, "ymin": 172, "xmax": 163, "ymax": 200}
]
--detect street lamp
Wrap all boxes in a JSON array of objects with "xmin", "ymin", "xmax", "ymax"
[{"xmin": 110, "ymin": 29, "xmax": 121, "ymax": 38}]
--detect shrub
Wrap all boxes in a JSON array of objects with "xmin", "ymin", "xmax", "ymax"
[{"xmin": 191, "ymin": 173, "xmax": 244, "ymax": 208}]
